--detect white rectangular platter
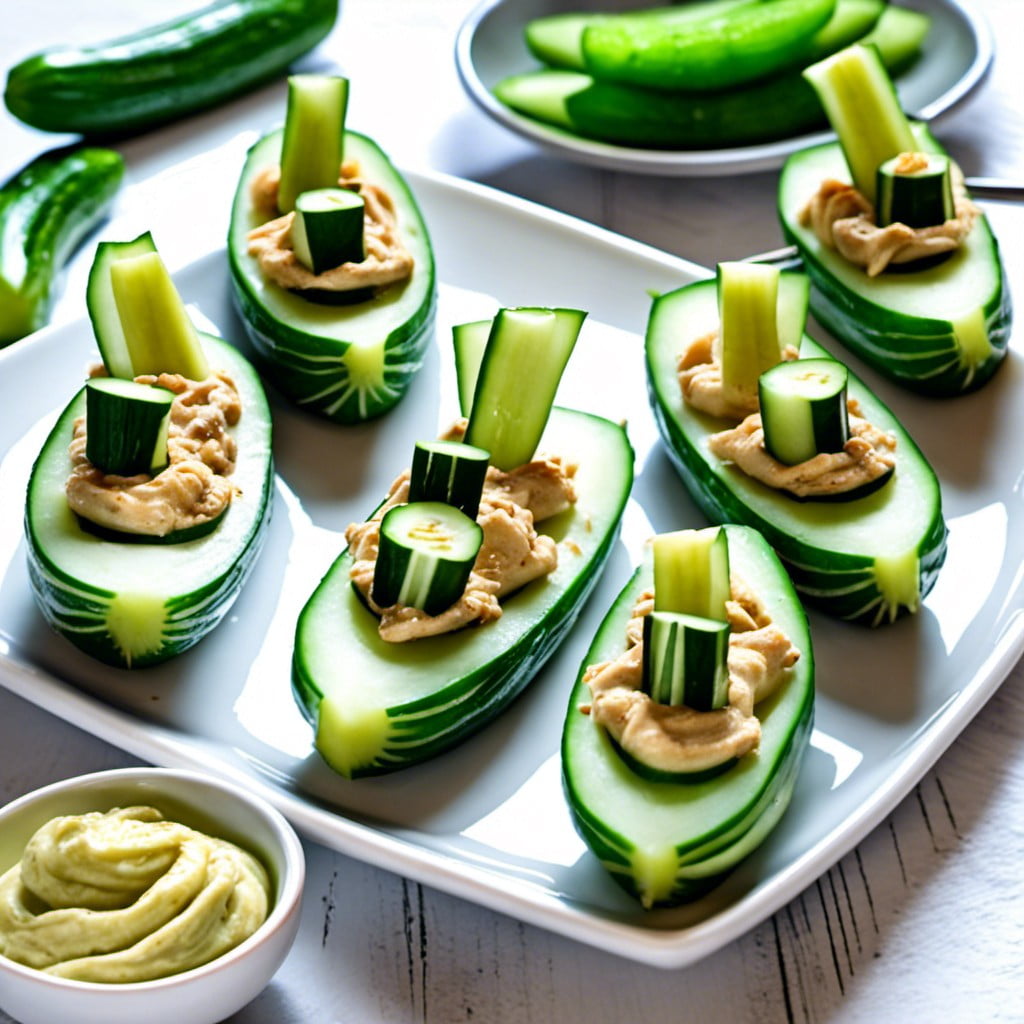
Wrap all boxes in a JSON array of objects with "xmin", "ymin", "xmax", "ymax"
[{"xmin": 0, "ymin": 165, "xmax": 1021, "ymax": 968}]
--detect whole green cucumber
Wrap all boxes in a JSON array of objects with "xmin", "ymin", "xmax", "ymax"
[
  {"xmin": 0, "ymin": 145, "xmax": 123, "ymax": 346},
  {"xmin": 4, "ymin": 0, "xmax": 338, "ymax": 135}
]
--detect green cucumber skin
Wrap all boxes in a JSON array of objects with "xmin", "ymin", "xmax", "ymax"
[
  {"xmin": 0, "ymin": 146, "xmax": 124, "ymax": 346},
  {"xmin": 497, "ymin": 0, "xmax": 916, "ymax": 151},
  {"xmin": 562, "ymin": 526, "xmax": 814, "ymax": 908},
  {"xmin": 646, "ymin": 278, "xmax": 947, "ymax": 625},
  {"xmin": 779, "ymin": 125, "xmax": 1011, "ymax": 396},
  {"xmin": 228, "ymin": 129, "xmax": 437, "ymax": 424},
  {"xmin": 4, "ymin": 0, "xmax": 338, "ymax": 135},
  {"xmin": 24, "ymin": 336, "xmax": 273, "ymax": 668},
  {"xmin": 292, "ymin": 409, "xmax": 634, "ymax": 777}
]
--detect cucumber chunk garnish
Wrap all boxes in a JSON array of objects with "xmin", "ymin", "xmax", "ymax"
[
  {"xmin": 652, "ymin": 526, "xmax": 730, "ymax": 622},
  {"xmin": 759, "ymin": 357, "xmax": 849, "ymax": 465},
  {"xmin": 291, "ymin": 187, "xmax": 365, "ymax": 274},
  {"xmin": 876, "ymin": 152, "xmax": 954, "ymax": 229},
  {"xmin": 717, "ymin": 261, "xmax": 784, "ymax": 405},
  {"xmin": 451, "ymin": 319, "xmax": 491, "ymax": 417},
  {"xmin": 408, "ymin": 440, "xmax": 490, "ymax": 519},
  {"xmin": 84, "ymin": 378, "xmax": 174, "ymax": 476},
  {"xmin": 641, "ymin": 611, "xmax": 730, "ymax": 711}
]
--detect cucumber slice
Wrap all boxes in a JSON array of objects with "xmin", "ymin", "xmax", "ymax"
[
  {"xmin": 278, "ymin": 75, "xmax": 349, "ymax": 215},
  {"xmin": 652, "ymin": 526, "xmax": 730, "ymax": 622},
  {"xmin": 228, "ymin": 129, "xmax": 437, "ymax": 423},
  {"xmin": 84, "ymin": 378, "xmax": 174, "ymax": 476},
  {"xmin": 876, "ymin": 152, "xmax": 954, "ymax": 229},
  {"xmin": 641, "ymin": 611, "xmax": 730, "ymax": 711},
  {"xmin": 25, "ymin": 336, "xmax": 273, "ymax": 668},
  {"xmin": 451, "ymin": 319, "xmax": 491, "ymax": 417},
  {"xmin": 562, "ymin": 524, "xmax": 814, "ymax": 908},
  {"xmin": 291, "ymin": 187, "xmax": 365, "ymax": 275},
  {"xmin": 464, "ymin": 307, "xmax": 585, "ymax": 470},
  {"xmin": 778, "ymin": 122, "xmax": 1010, "ymax": 395},
  {"xmin": 758, "ymin": 357, "xmax": 849, "ymax": 465},
  {"xmin": 408, "ymin": 439, "xmax": 490, "ymax": 519},
  {"xmin": 717, "ymin": 261, "xmax": 783, "ymax": 405},
  {"xmin": 646, "ymin": 275, "xmax": 946, "ymax": 625},
  {"xmin": 372, "ymin": 502, "xmax": 483, "ymax": 615},
  {"xmin": 293, "ymin": 408, "xmax": 633, "ymax": 777}
]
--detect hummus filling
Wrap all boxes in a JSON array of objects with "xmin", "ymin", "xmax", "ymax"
[
  {"xmin": 66, "ymin": 369, "xmax": 241, "ymax": 538},
  {"xmin": 347, "ymin": 422, "xmax": 577, "ymax": 643},
  {"xmin": 799, "ymin": 155, "xmax": 979, "ymax": 277},
  {"xmin": 0, "ymin": 806, "xmax": 270, "ymax": 983},
  {"xmin": 247, "ymin": 162, "xmax": 414, "ymax": 293},
  {"xmin": 678, "ymin": 329, "xmax": 800, "ymax": 420},
  {"xmin": 707, "ymin": 397, "xmax": 896, "ymax": 499},
  {"xmin": 583, "ymin": 578, "xmax": 800, "ymax": 774}
]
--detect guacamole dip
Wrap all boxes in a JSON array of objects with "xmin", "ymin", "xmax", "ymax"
[{"xmin": 0, "ymin": 805, "xmax": 270, "ymax": 982}]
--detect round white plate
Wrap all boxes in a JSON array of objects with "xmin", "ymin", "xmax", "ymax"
[{"xmin": 455, "ymin": 0, "xmax": 994, "ymax": 176}]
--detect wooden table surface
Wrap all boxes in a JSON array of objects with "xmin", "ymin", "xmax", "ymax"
[{"xmin": 1, "ymin": 2, "xmax": 1021, "ymax": 1021}]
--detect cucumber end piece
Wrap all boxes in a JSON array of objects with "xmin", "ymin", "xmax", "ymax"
[
  {"xmin": 315, "ymin": 697, "xmax": 392, "ymax": 778},
  {"xmin": 630, "ymin": 843, "xmax": 683, "ymax": 909},
  {"xmin": 105, "ymin": 591, "xmax": 170, "ymax": 667},
  {"xmin": 872, "ymin": 549, "xmax": 920, "ymax": 623}
]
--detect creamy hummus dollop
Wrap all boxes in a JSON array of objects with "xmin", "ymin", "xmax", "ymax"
[
  {"xmin": 347, "ymin": 422, "xmax": 578, "ymax": 643},
  {"xmin": 0, "ymin": 806, "xmax": 270, "ymax": 983},
  {"xmin": 247, "ymin": 162, "xmax": 413, "ymax": 294},
  {"xmin": 799, "ymin": 156, "xmax": 979, "ymax": 277},
  {"xmin": 678, "ymin": 329, "xmax": 800, "ymax": 420},
  {"xmin": 707, "ymin": 397, "xmax": 896, "ymax": 500},
  {"xmin": 66, "ymin": 370, "xmax": 241, "ymax": 538},
  {"xmin": 583, "ymin": 578, "xmax": 800, "ymax": 774}
]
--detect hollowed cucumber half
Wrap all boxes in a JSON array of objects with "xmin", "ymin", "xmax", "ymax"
[
  {"xmin": 227, "ymin": 128, "xmax": 436, "ymax": 423},
  {"xmin": 562, "ymin": 524, "xmax": 814, "ymax": 909},
  {"xmin": 293, "ymin": 408, "xmax": 633, "ymax": 778},
  {"xmin": 24, "ymin": 335, "xmax": 274, "ymax": 668},
  {"xmin": 778, "ymin": 123, "xmax": 1010, "ymax": 395},
  {"xmin": 645, "ymin": 276, "xmax": 947, "ymax": 625}
]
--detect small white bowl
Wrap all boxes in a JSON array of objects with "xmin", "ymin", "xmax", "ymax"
[{"xmin": 0, "ymin": 767, "xmax": 305, "ymax": 1024}]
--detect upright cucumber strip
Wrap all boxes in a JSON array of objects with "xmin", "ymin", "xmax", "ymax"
[
  {"xmin": 0, "ymin": 146, "xmax": 123, "ymax": 345},
  {"xmin": 25, "ymin": 336, "xmax": 273, "ymax": 668},
  {"xmin": 3, "ymin": 0, "xmax": 338, "ymax": 135},
  {"xmin": 278, "ymin": 75, "xmax": 349, "ymax": 215},
  {"xmin": 581, "ymin": 0, "xmax": 836, "ymax": 92},
  {"xmin": 778, "ymin": 122, "xmax": 1010, "ymax": 394},
  {"xmin": 464, "ymin": 307, "xmax": 585, "ymax": 470},
  {"xmin": 562, "ymin": 525, "xmax": 814, "ymax": 908},
  {"xmin": 228, "ymin": 129, "xmax": 436, "ymax": 423},
  {"xmin": 802, "ymin": 42, "xmax": 915, "ymax": 202},
  {"xmin": 718, "ymin": 261, "xmax": 782, "ymax": 405},
  {"xmin": 645, "ymin": 276, "xmax": 947, "ymax": 625},
  {"xmin": 293, "ymin": 408, "xmax": 633, "ymax": 777}
]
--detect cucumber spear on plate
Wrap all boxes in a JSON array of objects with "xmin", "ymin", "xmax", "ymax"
[
  {"xmin": 228, "ymin": 74, "xmax": 436, "ymax": 423},
  {"xmin": 778, "ymin": 42, "xmax": 1011, "ymax": 395},
  {"xmin": 562, "ymin": 524, "xmax": 814, "ymax": 908},
  {"xmin": 645, "ymin": 262, "xmax": 947, "ymax": 625},
  {"xmin": 293, "ymin": 307, "xmax": 634, "ymax": 777},
  {"xmin": 24, "ymin": 232, "xmax": 273, "ymax": 668}
]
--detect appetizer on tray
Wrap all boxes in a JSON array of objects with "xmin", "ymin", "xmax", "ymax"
[
  {"xmin": 24, "ymin": 233, "xmax": 273, "ymax": 667},
  {"xmin": 293, "ymin": 307, "xmax": 633, "ymax": 777},
  {"xmin": 645, "ymin": 261, "xmax": 946, "ymax": 625},
  {"xmin": 779, "ymin": 42, "xmax": 1011, "ymax": 394},
  {"xmin": 563, "ymin": 524, "xmax": 814, "ymax": 908},
  {"xmin": 228, "ymin": 74, "xmax": 436, "ymax": 422}
]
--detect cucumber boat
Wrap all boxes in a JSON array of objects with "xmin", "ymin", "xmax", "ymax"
[
  {"xmin": 562, "ymin": 525, "xmax": 814, "ymax": 908},
  {"xmin": 24, "ymin": 237, "xmax": 273, "ymax": 668},
  {"xmin": 294, "ymin": 307, "xmax": 633, "ymax": 777},
  {"xmin": 228, "ymin": 76, "xmax": 436, "ymax": 423},
  {"xmin": 645, "ymin": 271, "xmax": 947, "ymax": 625},
  {"xmin": 778, "ymin": 45, "xmax": 1010, "ymax": 395}
]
